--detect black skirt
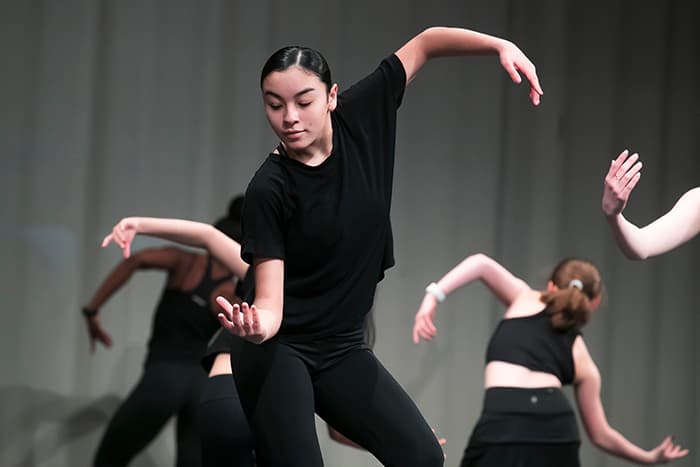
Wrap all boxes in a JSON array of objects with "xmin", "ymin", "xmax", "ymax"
[{"xmin": 460, "ymin": 387, "xmax": 581, "ymax": 467}]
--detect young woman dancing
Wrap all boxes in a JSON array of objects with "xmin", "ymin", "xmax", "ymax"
[
  {"xmin": 413, "ymin": 254, "xmax": 689, "ymax": 466},
  {"xmin": 106, "ymin": 25, "xmax": 542, "ymax": 466}
]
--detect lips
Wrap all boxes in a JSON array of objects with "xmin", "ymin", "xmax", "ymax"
[{"xmin": 284, "ymin": 130, "xmax": 304, "ymax": 138}]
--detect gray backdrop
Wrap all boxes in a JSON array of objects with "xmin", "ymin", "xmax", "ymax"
[{"xmin": 1, "ymin": 0, "xmax": 698, "ymax": 466}]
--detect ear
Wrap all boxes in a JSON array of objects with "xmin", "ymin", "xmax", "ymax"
[
  {"xmin": 546, "ymin": 280, "xmax": 558, "ymax": 292},
  {"xmin": 590, "ymin": 294, "xmax": 602, "ymax": 311},
  {"xmin": 327, "ymin": 83, "xmax": 338, "ymax": 111}
]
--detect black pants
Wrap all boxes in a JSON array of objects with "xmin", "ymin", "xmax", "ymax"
[
  {"xmin": 93, "ymin": 362, "xmax": 205, "ymax": 467},
  {"xmin": 460, "ymin": 387, "xmax": 580, "ymax": 467},
  {"xmin": 198, "ymin": 373, "xmax": 255, "ymax": 467},
  {"xmin": 233, "ymin": 339, "xmax": 444, "ymax": 467}
]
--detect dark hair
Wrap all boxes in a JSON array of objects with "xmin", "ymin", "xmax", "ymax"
[
  {"xmin": 213, "ymin": 194, "xmax": 244, "ymax": 243},
  {"xmin": 540, "ymin": 258, "xmax": 603, "ymax": 331},
  {"xmin": 260, "ymin": 46, "xmax": 332, "ymax": 91}
]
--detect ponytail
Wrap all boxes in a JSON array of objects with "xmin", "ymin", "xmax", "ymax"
[
  {"xmin": 541, "ymin": 257, "xmax": 603, "ymax": 331},
  {"xmin": 541, "ymin": 287, "xmax": 592, "ymax": 331}
]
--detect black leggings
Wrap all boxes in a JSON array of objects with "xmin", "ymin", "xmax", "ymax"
[
  {"xmin": 93, "ymin": 362, "xmax": 205, "ymax": 467},
  {"xmin": 198, "ymin": 373, "xmax": 255, "ymax": 467},
  {"xmin": 233, "ymin": 341, "xmax": 444, "ymax": 467}
]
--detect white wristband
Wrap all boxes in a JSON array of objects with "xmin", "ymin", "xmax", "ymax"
[{"xmin": 425, "ymin": 282, "xmax": 446, "ymax": 303}]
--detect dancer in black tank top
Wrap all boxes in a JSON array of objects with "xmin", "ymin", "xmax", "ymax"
[
  {"xmin": 83, "ymin": 198, "xmax": 245, "ymax": 467},
  {"xmin": 414, "ymin": 254, "xmax": 688, "ymax": 466}
]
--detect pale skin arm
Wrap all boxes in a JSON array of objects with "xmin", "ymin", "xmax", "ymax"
[
  {"xmin": 216, "ymin": 257, "xmax": 283, "ymax": 344},
  {"xmin": 102, "ymin": 216, "xmax": 248, "ymax": 278},
  {"xmin": 395, "ymin": 27, "xmax": 543, "ymax": 105},
  {"xmin": 413, "ymin": 253, "xmax": 530, "ymax": 343},
  {"xmin": 83, "ymin": 247, "xmax": 182, "ymax": 353},
  {"xmin": 603, "ymin": 150, "xmax": 700, "ymax": 259},
  {"xmin": 573, "ymin": 337, "xmax": 688, "ymax": 464}
]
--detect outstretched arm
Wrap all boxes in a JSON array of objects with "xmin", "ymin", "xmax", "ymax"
[
  {"xmin": 83, "ymin": 247, "xmax": 182, "ymax": 352},
  {"xmin": 413, "ymin": 253, "xmax": 529, "ymax": 343},
  {"xmin": 395, "ymin": 27, "xmax": 543, "ymax": 105},
  {"xmin": 573, "ymin": 337, "xmax": 688, "ymax": 464},
  {"xmin": 102, "ymin": 217, "xmax": 248, "ymax": 278},
  {"xmin": 603, "ymin": 151, "xmax": 700, "ymax": 259}
]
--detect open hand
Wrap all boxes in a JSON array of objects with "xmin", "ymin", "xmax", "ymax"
[
  {"xmin": 602, "ymin": 149, "xmax": 643, "ymax": 216},
  {"xmin": 649, "ymin": 435, "xmax": 688, "ymax": 463},
  {"xmin": 216, "ymin": 297, "xmax": 266, "ymax": 344}
]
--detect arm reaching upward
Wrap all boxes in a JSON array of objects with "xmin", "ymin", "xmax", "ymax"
[
  {"xmin": 102, "ymin": 217, "xmax": 248, "ymax": 279},
  {"xmin": 573, "ymin": 337, "xmax": 689, "ymax": 464},
  {"xmin": 603, "ymin": 151, "xmax": 700, "ymax": 259},
  {"xmin": 395, "ymin": 27, "xmax": 543, "ymax": 105},
  {"xmin": 413, "ymin": 253, "xmax": 529, "ymax": 343}
]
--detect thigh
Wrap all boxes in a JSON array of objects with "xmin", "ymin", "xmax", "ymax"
[
  {"xmin": 93, "ymin": 364, "xmax": 187, "ymax": 466},
  {"xmin": 233, "ymin": 340, "xmax": 323, "ymax": 467},
  {"xmin": 198, "ymin": 373, "xmax": 254, "ymax": 467},
  {"xmin": 314, "ymin": 349, "xmax": 444, "ymax": 467},
  {"xmin": 175, "ymin": 366, "xmax": 208, "ymax": 467}
]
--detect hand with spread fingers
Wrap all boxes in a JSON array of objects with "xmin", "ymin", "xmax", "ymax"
[
  {"xmin": 602, "ymin": 149, "xmax": 643, "ymax": 217},
  {"xmin": 649, "ymin": 435, "xmax": 689, "ymax": 464}
]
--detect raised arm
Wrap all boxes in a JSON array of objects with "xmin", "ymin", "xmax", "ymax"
[
  {"xmin": 413, "ymin": 253, "xmax": 530, "ymax": 343},
  {"xmin": 603, "ymin": 150, "xmax": 700, "ymax": 259},
  {"xmin": 102, "ymin": 216, "xmax": 248, "ymax": 279},
  {"xmin": 573, "ymin": 337, "xmax": 688, "ymax": 464},
  {"xmin": 83, "ymin": 247, "xmax": 182, "ymax": 352},
  {"xmin": 395, "ymin": 27, "xmax": 543, "ymax": 105}
]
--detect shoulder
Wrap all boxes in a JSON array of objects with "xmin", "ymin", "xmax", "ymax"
[
  {"xmin": 246, "ymin": 155, "xmax": 289, "ymax": 197},
  {"xmin": 337, "ymin": 54, "xmax": 406, "ymax": 109}
]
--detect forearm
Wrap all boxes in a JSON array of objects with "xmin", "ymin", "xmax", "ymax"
[
  {"xmin": 85, "ymin": 260, "xmax": 137, "ymax": 310},
  {"xmin": 606, "ymin": 214, "xmax": 650, "ymax": 260},
  {"xmin": 607, "ymin": 211, "xmax": 698, "ymax": 260},
  {"xmin": 130, "ymin": 217, "xmax": 246, "ymax": 277},
  {"xmin": 418, "ymin": 27, "xmax": 510, "ymax": 60},
  {"xmin": 592, "ymin": 427, "xmax": 654, "ymax": 464}
]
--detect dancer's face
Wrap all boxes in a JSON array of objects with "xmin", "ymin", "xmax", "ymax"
[{"xmin": 261, "ymin": 66, "xmax": 337, "ymax": 152}]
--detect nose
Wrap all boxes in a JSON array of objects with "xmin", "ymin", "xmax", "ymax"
[{"xmin": 283, "ymin": 105, "xmax": 299, "ymax": 125}]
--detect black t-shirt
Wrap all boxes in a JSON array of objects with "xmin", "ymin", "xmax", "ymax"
[{"xmin": 241, "ymin": 54, "xmax": 406, "ymax": 341}]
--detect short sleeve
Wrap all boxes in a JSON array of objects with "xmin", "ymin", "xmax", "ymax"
[
  {"xmin": 240, "ymin": 165, "xmax": 288, "ymax": 264},
  {"xmin": 338, "ymin": 54, "xmax": 406, "ymax": 114}
]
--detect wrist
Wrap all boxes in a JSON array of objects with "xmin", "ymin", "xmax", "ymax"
[
  {"xmin": 82, "ymin": 306, "xmax": 99, "ymax": 318},
  {"xmin": 425, "ymin": 282, "xmax": 446, "ymax": 303}
]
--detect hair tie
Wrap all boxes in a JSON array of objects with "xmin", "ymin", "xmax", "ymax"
[{"xmin": 568, "ymin": 279, "xmax": 583, "ymax": 290}]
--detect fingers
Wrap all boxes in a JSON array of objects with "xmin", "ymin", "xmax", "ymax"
[
  {"xmin": 413, "ymin": 313, "xmax": 437, "ymax": 343},
  {"xmin": 101, "ymin": 234, "xmax": 114, "ymax": 248},
  {"xmin": 217, "ymin": 298, "xmax": 260, "ymax": 338},
  {"xmin": 504, "ymin": 62, "xmax": 522, "ymax": 84}
]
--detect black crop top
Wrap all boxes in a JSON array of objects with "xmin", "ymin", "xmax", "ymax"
[
  {"xmin": 145, "ymin": 256, "xmax": 233, "ymax": 367},
  {"xmin": 485, "ymin": 308, "xmax": 581, "ymax": 385}
]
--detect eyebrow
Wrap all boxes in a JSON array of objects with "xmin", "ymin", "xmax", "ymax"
[{"xmin": 264, "ymin": 88, "xmax": 316, "ymax": 99}]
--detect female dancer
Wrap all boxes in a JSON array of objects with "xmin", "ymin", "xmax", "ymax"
[
  {"xmin": 602, "ymin": 149, "xmax": 700, "ymax": 259},
  {"xmin": 105, "ymin": 26, "xmax": 542, "ymax": 466},
  {"xmin": 84, "ymin": 200, "xmax": 247, "ymax": 466},
  {"xmin": 413, "ymin": 254, "xmax": 689, "ymax": 466}
]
